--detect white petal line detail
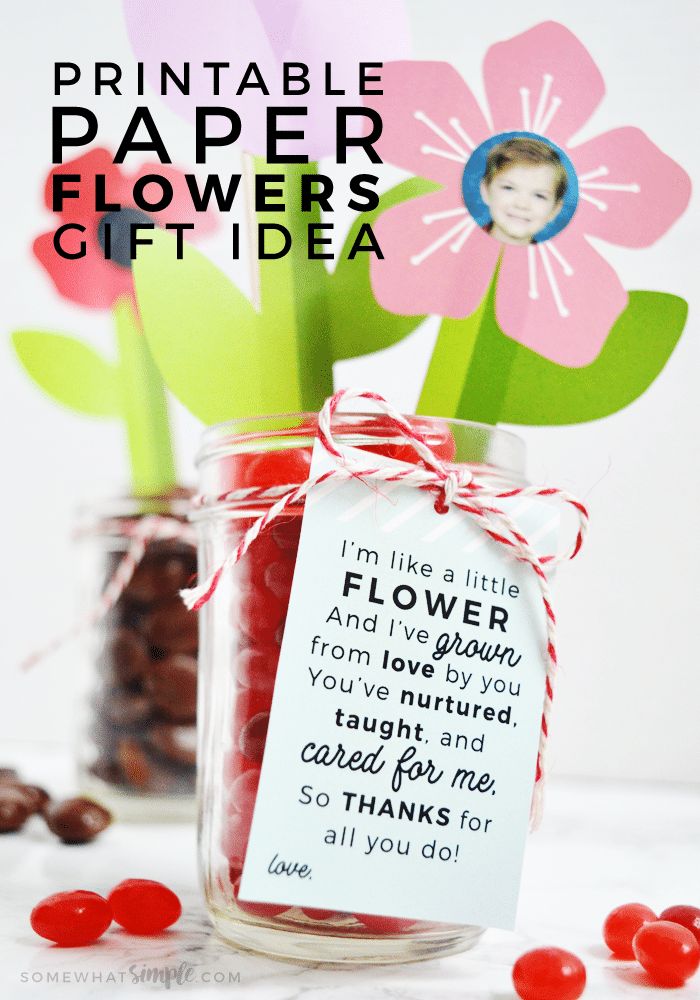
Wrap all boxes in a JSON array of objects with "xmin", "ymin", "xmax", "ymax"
[
  {"xmin": 410, "ymin": 218, "xmax": 473, "ymax": 266},
  {"xmin": 579, "ymin": 191, "xmax": 608, "ymax": 212},
  {"xmin": 422, "ymin": 207, "xmax": 469, "ymax": 225},
  {"xmin": 421, "ymin": 144, "xmax": 466, "ymax": 165},
  {"xmin": 537, "ymin": 243, "xmax": 569, "ymax": 317},
  {"xmin": 543, "ymin": 241, "xmax": 574, "ymax": 276},
  {"xmin": 449, "ymin": 117, "xmax": 475, "ymax": 152},
  {"xmin": 537, "ymin": 96, "xmax": 562, "ymax": 135},
  {"xmin": 450, "ymin": 219, "xmax": 477, "ymax": 253},
  {"xmin": 580, "ymin": 181, "xmax": 641, "ymax": 193},
  {"xmin": 527, "ymin": 244, "xmax": 539, "ymax": 300},
  {"xmin": 415, "ymin": 110, "xmax": 469, "ymax": 158},
  {"xmin": 532, "ymin": 73, "xmax": 553, "ymax": 133},
  {"xmin": 578, "ymin": 165, "xmax": 609, "ymax": 182},
  {"xmin": 519, "ymin": 87, "xmax": 531, "ymax": 131}
]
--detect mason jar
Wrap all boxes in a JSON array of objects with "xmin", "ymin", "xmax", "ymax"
[
  {"xmin": 193, "ymin": 411, "xmax": 528, "ymax": 964},
  {"xmin": 77, "ymin": 493, "xmax": 199, "ymax": 821}
]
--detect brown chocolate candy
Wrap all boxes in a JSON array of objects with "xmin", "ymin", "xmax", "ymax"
[
  {"xmin": 101, "ymin": 628, "xmax": 150, "ymax": 686},
  {"xmin": 116, "ymin": 739, "xmax": 153, "ymax": 789},
  {"xmin": 147, "ymin": 723, "xmax": 197, "ymax": 766},
  {"xmin": 15, "ymin": 783, "xmax": 50, "ymax": 816},
  {"xmin": 141, "ymin": 599, "xmax": 198, "ymax": 653},
  {"xmin": 89, "ymin": 758, "xmax": 124, "ymax": 787},
  {"xmin": 102, "ymin": 690, "xmax": 152, "ymax": 727},
  {"xmin": 125, "ymin": 550, "xmax": 195, "ymax": 604},
  {"xmin": 45, "ymin": 797, "xmax": 112, "ymax": 844},
  {"xmin": 0, "ymin": 787, "xmax": 33, "ymax": 833},
  {"xmin": 145, "ymin": 654, "xmax": 198, "ymax": 722}
]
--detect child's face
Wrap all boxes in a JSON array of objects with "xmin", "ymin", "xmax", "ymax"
[{"xmin": 480, "ymin": 163, "xmax": 562, "ymax": 245}]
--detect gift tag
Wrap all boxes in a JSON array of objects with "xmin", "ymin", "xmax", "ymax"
[{"xmin": 238, "ymin": 442, "xmax": 558, "ymax": 928}]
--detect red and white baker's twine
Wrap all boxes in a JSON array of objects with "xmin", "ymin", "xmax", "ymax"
[
  {"xmin": 183, "ymin": 389, "xmax": 589, "ymax": 828},
  {"xmin": 22, "ymin": 516, "xmax": 196, "ymax": 671}
]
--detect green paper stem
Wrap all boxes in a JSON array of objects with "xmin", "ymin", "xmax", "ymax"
[
  {"xmin": 252, "ymin": 157, "xmax": 335, "ymax": 412},
  {"xmin": 417, "ymin": 261, "xmax": 515, "ymax": 424},
  {"xmin": 114, "ymin": 294, "xmax": 176, "ymax": 495}
]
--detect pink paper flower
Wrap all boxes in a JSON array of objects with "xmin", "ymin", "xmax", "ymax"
[
  {"xmin": 366, "ymin": 22, "xmax": 691, "ymax": 367},
  {"xmin": 122, "ymin": 0, "xmax": 411, "ymax": 160}
]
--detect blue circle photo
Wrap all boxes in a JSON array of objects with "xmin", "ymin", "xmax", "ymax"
[{"xmin": 462, "ymin": 131, "xmax": 579, "ymax": 245}]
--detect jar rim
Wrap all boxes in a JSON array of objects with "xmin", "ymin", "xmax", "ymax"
[{"xmin": 197, "ymin": 409, "xmax": 526, "ymax": 477}]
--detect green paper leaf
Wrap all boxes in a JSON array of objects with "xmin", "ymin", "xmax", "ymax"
[
  {"xmin": 11, "ymin": 330, "xmax": 119, "ymax": 417},
  {"xmin": 499, "ymin": 291, "xmax": 688, "ymax": 425},
  {"xmin": 329, "ymin": 177, "xmax": 439, "ymax": 361},
  {"xmin": 132, "ymin": 229, "xmax": 302, "ymax": 424}
]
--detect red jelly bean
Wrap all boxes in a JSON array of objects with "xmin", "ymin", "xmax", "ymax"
[
  {"xmin": 633, "ymin": 920, "xmax": 700, "ymax": 987},
  {"xmin": 232, "ymin": 877, "xmax": 288, "ymax": 918},
  {"xmin": 301, "ymin": 907, "xmax": 337, "ymax": 921},
  {"xmin": 270, "ymin": 517, "xmax": 302, "ymax": 553},
  {"xmin": 238, "ymin": 448, "xmax": 312, "ymax": 490},
  {"xmin": 30, "ymin": 890, "xmax": 112, "ymax": 946},
  {"xmin": 222, "ymin": 808, "xmax": 253, "ymax": 868},
  {"xmin": 235, "ymin": 645, "xmax": 279, "ymax": 695},
  {"xmin": 264, "ymin": 560, "xmax": 295, "ymax": 600},
  {"xmin": 659, "ymin": 905, "xmax": 700, "ymax": 946},
  {"xmin": 239, "ymin": 713, "xmax": 269, "ymax": 761},
  {"xmin": 228, "ymin": 768, "xmax": 261, "ymax": 816},
  {"xmin": 512, "ymin": 948, "xmax": 586, "ymax": 1000},
  {"xmin": 354, "ymin": 912, "xmax": 416, "ymax": 934},
  {"xmin": 603, "ymin": 902, "xmax": 657, "ymax": 958},
  {"xmin": 238, "ymin": 586, "xmax": 287, "ymax": 644},
  {"xmin": 223, "ymin": 749, "xmax": 258, "ymax": 790},
  {"xmin": 108, "ymin": 879, "xmax": 181, "ymax": 935},
  {"xmin": 233, "ymin": 689, "xmax": 272, "ymax": 762}
]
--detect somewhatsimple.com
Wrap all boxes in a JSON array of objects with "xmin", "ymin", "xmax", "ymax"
[{"xmin": 20, "ymin": 964, "xmax": 241, "ymax": 989}]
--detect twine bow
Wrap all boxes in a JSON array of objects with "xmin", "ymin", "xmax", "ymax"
[{"xmin": 183, "ymin": 389, "xmax": 589, "ymax": 828}]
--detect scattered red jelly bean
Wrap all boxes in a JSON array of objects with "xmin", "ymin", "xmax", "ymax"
[
  {"xmin": 659, "ymin": 905, "xmax": 700, "ymax": 946},
  {"xmin": 354, "ymin": 912, "xmax": 416, "ymax": 934},
  {"xmin": 107, "ymin": 879, "xmax": 181, "ymax": 935},
  {"xmin": 632, "ymin": 920, "xmax": 700, "ymax": 987},
  {"xmin": 603, "ymin": 901, "xmax": 657, "ymax": 958},
  {"xmin": 30, "ymin": 890, "xmax": 112, "ymax": 946},
  {"xmin": 512, "ymin": 947, "xmax": 586, "ymax": 1000}
]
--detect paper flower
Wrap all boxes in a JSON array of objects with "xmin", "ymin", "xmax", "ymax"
[
  {"xmin": 121, "ymin": 0, "xmax": 411, "ymax": 160},
  {"xmin": 33, "ymin": 147, "xmax": 216, "ymax": 310},
  {"xmin": 365, "ymin": 22, "xmax": 691, "ymax": 367}
]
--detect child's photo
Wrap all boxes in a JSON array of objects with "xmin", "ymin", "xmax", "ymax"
[{"xmin": 462, "ymin": 133, "xmax": 578, "ymax": 245}]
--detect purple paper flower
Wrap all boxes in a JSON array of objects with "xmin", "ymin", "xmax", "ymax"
[{"xmin": 122, "ymin": 0, "xmax": 411, "ymax": 159}]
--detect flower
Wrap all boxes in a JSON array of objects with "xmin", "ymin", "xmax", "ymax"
[
  {"xmin": 33, "ymin": 148, "xmax": 216, "ymax": 310},
  {"xmin": 121, "ymin": 0, "xmax": 411, "ymax": 160},
  {"xmin": 365, "ymin": 22, "xmax": 691, "ymax": 367}
]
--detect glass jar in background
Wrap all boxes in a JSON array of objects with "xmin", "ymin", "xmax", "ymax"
[
  {"xmin": 193, "ymin": 412, "xmax": 526, "ymax": 964},
  {"xmin": 77, "ymin": 493, "xmax": 198, "ymax": 821}
]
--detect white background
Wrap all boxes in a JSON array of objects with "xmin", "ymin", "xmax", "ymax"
[{"xmin": 2, "ymin": 0, "xmax": 698, "ymax": 784}]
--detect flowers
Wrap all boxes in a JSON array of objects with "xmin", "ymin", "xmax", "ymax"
[
  {"xmin": 33, "ymin": 148, "xmax": 216, "ymax": 310},
  {"xmin": 365, "ymin": 22, "xmax": 691, "ymax": 367},
  {"xmin": 122, "ymin": 0, "xmax": 411, "ymax": 160}
]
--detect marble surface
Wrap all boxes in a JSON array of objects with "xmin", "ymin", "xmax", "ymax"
[{"xmin": 1, "ymin": 744, "xmax": 699, "ymax": 999}]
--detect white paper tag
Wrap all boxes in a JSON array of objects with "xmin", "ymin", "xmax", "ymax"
[{"xmin": 238, "ymin": 442, "xmax": 559, "ymax": 929}]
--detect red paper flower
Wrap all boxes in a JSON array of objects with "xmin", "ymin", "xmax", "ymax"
[{"xmin": 33, "ymin": 148, "xmax": 216, "ymax": 310}]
